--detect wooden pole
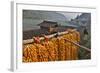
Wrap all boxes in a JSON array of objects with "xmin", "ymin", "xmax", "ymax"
[
  {"xmin": 64, "ymin": 39, "xmax": 91, "ymax": 52},
  {"xmin": 23, "ymin": 30, "xmax": 71, "ymax": 44}
]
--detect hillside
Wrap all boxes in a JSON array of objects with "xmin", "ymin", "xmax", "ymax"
[{"xmin": 23, "ymin": 10, "xmax": 67, "ymax": 30}]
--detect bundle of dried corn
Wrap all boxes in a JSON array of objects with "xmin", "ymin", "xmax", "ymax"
[
  {"xmin": 34, "ymin": 43, "xmax": 49, "ymax": 62},
  {"xmin": 56, "ymin": 37, "xmax": 66, "ymax": 60},
  {"xmin": 51, "ymin": 38, "xmax": 59, "ymax": 61},
  {"xmin": 68, "ymin": 33, "xmax": 78, "ymax": 60},
  {"xmin": 23, "ymin": 43, "xmax": 49, "ymax": 62},
  {"xmin": 75, "ymin": 31, "xmax": 80, "ymax": 42},
  {"xmin": 42, "ymin": 41, "xmax": 56, "ymax": 61},
  {"xmin": 23, "ymin": 44, "xmax": 38, "ymax": 62},
  {"xmin": 62, "ymin": 33, "xmax": 72, "ymax": 60}
]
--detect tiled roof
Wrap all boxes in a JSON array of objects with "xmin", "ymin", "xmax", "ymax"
[{"xmin": 38, "ymin": 21, "xmax": 58, "ymax": 27}]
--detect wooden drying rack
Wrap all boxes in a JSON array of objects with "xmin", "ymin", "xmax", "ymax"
[{"xmin": 23, "ymin": 29, "xmax": 91, "ymax": 52}]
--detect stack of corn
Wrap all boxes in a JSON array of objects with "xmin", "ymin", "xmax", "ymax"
[{"xmin": 23, "ymin": 30, "xmax": 80, "ymax": 62}]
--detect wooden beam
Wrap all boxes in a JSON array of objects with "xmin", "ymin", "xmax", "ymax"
[
  {"xmin": 23, "ymin": 30, "xmax": 72, "ymax": 44},
  {"xmin": 64, "ymin": 39, "xmax": 91, "ymax": 52}
]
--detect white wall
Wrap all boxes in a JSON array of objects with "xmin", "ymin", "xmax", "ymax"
[{"xmin": 0, "ymin": 0, "xmax": 100, "ymax": 73}]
